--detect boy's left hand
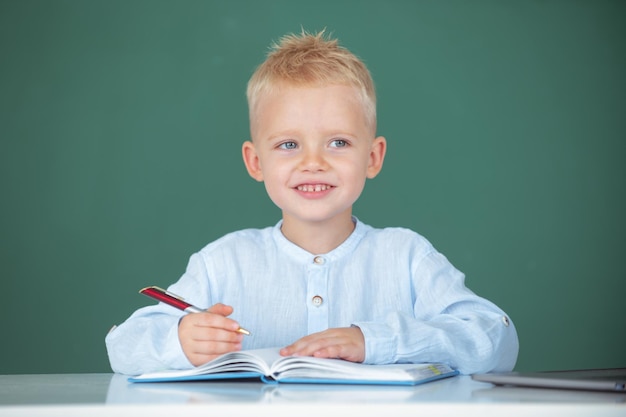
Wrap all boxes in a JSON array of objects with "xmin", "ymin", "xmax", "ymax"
[{"xmin": 279, "ymin": 326, "xmax": 365, "ymax": 363}]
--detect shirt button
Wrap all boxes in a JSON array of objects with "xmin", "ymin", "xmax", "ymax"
[
  {"xmin": 312, "ymin": 295, "xmax": 323, "ymax": 307},
  {"xmin": 502, "ymin": 316, "xmax": 510, "ymax": 327},
  {"xmin": 313, "ymin": 256, "xmax": 325, "ymax": 265}
]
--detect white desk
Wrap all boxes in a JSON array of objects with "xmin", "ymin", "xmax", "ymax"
[{"xmin": 0, "ymin": 373, "xmax": 624, "ymax": 416}]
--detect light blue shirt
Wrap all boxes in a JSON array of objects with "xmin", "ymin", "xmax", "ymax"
[{"xmin": 106, "ymin": 218, "xmax": 518, "ymax": 375}]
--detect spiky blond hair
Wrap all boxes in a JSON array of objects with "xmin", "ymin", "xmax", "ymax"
[{"xmin": 247, "ymin": 30, "xmax": 376, "ymax": 134}]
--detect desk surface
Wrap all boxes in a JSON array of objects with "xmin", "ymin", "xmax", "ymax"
[{"xmin": 0, "ymin": 373, "xmax": 624, "ymax": 416}]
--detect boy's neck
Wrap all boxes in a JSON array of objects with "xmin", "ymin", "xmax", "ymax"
[{"xmin": 280, "ymin": 212, "xmax": 356, "ymax": 255}]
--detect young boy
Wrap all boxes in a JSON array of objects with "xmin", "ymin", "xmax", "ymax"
[{"xmin": 106, "ymin": 30, "xmax": 518, "ymax": 376}]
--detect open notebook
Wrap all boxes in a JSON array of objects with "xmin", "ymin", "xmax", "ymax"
[{"xmin": 129, "ymin": 348, "xmax": 459, "ymax": 386}]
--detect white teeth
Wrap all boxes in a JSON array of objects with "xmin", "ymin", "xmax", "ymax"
[{"xmin": 297, "ymin": 184, "xmax": 331, "ymax": 192}]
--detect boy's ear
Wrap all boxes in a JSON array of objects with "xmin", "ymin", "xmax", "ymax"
[
  {"xmin": 242, "ymin": 140, "xmax": 264, "ymax": 182},
  {"xmin": 366, "ymin": 136, "xmax": 387, "ymax": 179}
]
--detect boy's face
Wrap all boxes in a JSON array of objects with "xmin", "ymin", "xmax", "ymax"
[{"xmin": 242, "ymin": 84, "xmax": 386, "ymax": 227}]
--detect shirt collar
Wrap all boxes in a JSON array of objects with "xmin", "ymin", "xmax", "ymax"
[{"xmin": 272, "ymin": 216, "xmax": 368, "ymax": 264}]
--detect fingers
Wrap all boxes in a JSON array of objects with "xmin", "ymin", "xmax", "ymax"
[
  {"xmin": 178, "ymin": 304, "xmax": 244, "ymax": 366},
  {"xmin": 280, "ymin": 327, "xmax": 365, "ymax": 363},
  {"xmin": 206, "ymin": 302, "xmax": 234, "ymax": 317},
  {"xmin": 187, "ymin": 307, "xmax": 242, "ymax": 333}
]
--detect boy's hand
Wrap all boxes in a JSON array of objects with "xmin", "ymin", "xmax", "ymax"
[
  {"xmin": 279, "ymin": 326, "xmax": 365, "ymax": 363},
  {"xmin": 178, "ymin": 303, "xmax": 244, "ymax": 366}
]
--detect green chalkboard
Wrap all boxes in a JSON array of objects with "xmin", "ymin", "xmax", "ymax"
[{"xmin": 1, "ymin": 0, "xmax": 624, "ymax": 374}]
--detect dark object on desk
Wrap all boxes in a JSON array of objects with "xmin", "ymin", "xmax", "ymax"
[{"xmin": 472, "ymin": 368, "xmax": 626, "ymax": 392}]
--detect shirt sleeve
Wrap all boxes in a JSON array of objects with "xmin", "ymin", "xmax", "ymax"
[
  {"xmin": 105, "ymin": 307, "xmax": 191, "ymax": 375},
  {"xmin": 105, "ymin": 253, "xmax": 211, "ymax": 375},
  {"xmin": 353, "ymin": 247, "xmax": 519, "ymax": 375}
]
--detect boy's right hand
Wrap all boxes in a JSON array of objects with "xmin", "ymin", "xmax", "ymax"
[{"xmin": 178, "ymin": 303, "xmax": 244, "ymax": 366}]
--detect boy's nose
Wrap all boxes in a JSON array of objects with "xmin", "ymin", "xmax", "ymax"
[{"xmin": 299, "ymin": 149, "xmax": 328, "ymax": 172}]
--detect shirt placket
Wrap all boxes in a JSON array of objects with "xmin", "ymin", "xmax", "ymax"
[{"xmin": 306, "ymin": 255, "xmax": 329, "ymax": 334}]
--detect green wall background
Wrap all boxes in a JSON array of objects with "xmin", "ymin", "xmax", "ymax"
[{"xmin": 1, "ymin": 0, "xmax": 624, "ymax": 374}]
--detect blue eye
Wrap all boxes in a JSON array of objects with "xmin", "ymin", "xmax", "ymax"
[
  {"xmin": 330, "ymin": 139, "xmax": 348, "ymax": 148},
  {"xmin": 279, "ymin": 141, "xmax": 297, "ymax": 150}
]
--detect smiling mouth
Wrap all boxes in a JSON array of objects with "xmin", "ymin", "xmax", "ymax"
[{"xmin": 296, "ymin": 184, "xmax": 334, "ymax": 192}]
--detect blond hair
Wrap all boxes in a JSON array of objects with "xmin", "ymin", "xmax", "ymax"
[{"xmin": 247, "ymin": 30, "xmax": 376, "ymax": 133}]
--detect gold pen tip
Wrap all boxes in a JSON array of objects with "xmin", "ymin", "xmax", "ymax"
[{"xmin": 237, "ymin": 327, "xmax": 251, "ymax": 336}]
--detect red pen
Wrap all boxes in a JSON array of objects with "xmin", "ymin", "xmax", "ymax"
[{"xmin": 139, "ymin": 286, "xmax": 251, "ymax": 335}]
